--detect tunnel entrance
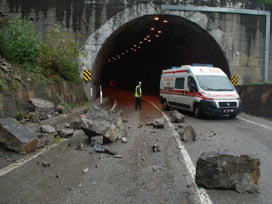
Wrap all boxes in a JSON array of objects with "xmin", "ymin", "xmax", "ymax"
[{"xmin": 99, "ymin": 15, "xmax": 229, "ymax": 95}]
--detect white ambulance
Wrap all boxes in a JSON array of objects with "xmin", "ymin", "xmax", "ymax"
[{"xmin": 159, "ymin": 64, "xmax": 242, "ymax": 118}]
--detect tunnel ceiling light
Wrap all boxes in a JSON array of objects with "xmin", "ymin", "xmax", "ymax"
[
  {"xmin": 122, "ymin": 52, "xmax": 125, "ymax": 55},
  {"xmin": 138, "ymin": 46, "xmax": 141, "ymax": 49},
  {"xmin": 155, "ymin": 34, "xmax": 159, "ymax": 38},
  {"xmin": 133, "ymin": 49, "xmax": 137, "ymax": 52},
  {"xmin": 158, "ymin": 30, "xmax": 162, "ymax": 34},
  {"xmin": 154, "ymin": 16, "xmax": 159, "ymax": 21},
  {"xmin": 139, "ymin": 41, "xmax": 143, "ymax": 44},
  {"xmin": 150, "ymin": 27, "xmax": 155, "ymax": 31},
  {"xmin": 131, "ymin": 48, "xmax": 134, "ymax": 50},
  {"xmin": 108, "ymin": 59, "xmax": 111, "ymax": 62},
  {"xmin": 144, "ymin": 38, "xmax": 147, "ymax": 41},
  {"xmin": 148, "ymin": 39, "xmax": 151, "ymax": 43},
  {"xmin": 134, "ymin": 45, "xmax": 137, "ymax": 47},
  {"xmin": 163, "ymin": 20, "xmax": 168, "ymax": 23},
  {"xmin": 146, "ymin": 35, "xmax": 150, "ymax": 38},
  {"xmin": 126, "ymin": 50, "xmax": 129, "ymax": 52}
]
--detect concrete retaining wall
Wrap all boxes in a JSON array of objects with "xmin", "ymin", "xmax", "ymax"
[
  {"xmin": 0, "ymin": 82, "xmax": 88, "ymax": 118},
  {"xmin": 237, "ymin": 84, "xmax": 272, "ymax": 118}
]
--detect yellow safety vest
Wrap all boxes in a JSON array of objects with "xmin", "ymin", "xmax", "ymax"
[{"xmin": 135, "ymin": 85, "xmax": 142, "ymax": 97}]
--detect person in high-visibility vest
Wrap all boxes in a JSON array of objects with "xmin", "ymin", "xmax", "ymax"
[{"xmin": 135, "ymin": 81, "xmax": 142, "ymax": 110}]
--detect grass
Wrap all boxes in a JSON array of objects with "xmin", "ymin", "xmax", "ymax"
[{"xmin": 50, "ymin": 137, "xmax": 64, "ymax": 144}]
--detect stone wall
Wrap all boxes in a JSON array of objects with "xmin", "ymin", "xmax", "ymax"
[
  {"xmin": 0, "ymin": 82, "xmax": 88, "ymax": 118},
  {"xmin": 237, "ymin": 84, "xmax": 272, "ymax": 118}
]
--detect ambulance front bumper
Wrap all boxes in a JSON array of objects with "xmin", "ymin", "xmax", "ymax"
[{"xmin": 200, "ymin": 100, "xmax": 242, "ymax": 116}]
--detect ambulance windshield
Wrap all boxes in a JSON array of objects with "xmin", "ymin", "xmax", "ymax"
[{"xmin": 196, "ymin": 75, "xmax": 235, "ymax": 91}]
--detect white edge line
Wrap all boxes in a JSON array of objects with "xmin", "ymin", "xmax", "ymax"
[
  {"xmin": 143, "ymin": 97, "xmax": 213, "ymax": 204},
  {"xmin": 0, "ymin": 142, "xmax": 62, "ymax": 177},
  {"xmin": 109, "ymin": 98, "xmax": 117, "ymax": 111},
  {"xmin": 237, "ymin": 116, "xmax": 272, "ymax": 131}
]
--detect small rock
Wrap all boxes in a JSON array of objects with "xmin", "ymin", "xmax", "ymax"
[
  {"xmin": 42, "ymin": 161, "xmax": 50, "ymax": 167},
  {"xmin": 78, "ymin": 183, "xmax": 83, "ymax": 188},
  {"xmin": 58, "ymin": 128, "xmax": 74, "ymax": 138},
  {"xmin": 94, "ymin": 144, "xmax": 117, "ymax": 155},
  {"xmin": 122, "ymin": 119, "xmax": 128, "ymax": 123},
  {"xmin": 90, "ymin": 136, "xmax": 103, "ymax": 146},
  {"xmin": 152, "ymin": 144, "xmax": 160, "ymax": 152},
  {"xmin": 82, "ymin": 168, "xmax": 89, "ymax": 173},
  {"xmin": 113, "ymin": 154, "xmax": 123, "ymax": 158},
  {"xmin": 152, "ymin": 165, "xmax": 161, "ymax": 172},
  {"xmin": 56, "ymin": 174, "xmax": 61, "ymax": 178},
  {"xmin": 76, "ymin": 143, "xmax": 84, "ymax": 150},
  {"xmin": 169, "ymin": 110, "xmax": 185, "ymax": 123},
  {"xmin": 41, "ymin": 125, "xmax": 56, "ymax": 134},
  {"xmin": 147, "ymin": 118, "xmax": 164, "ymax": 129},
  {"xmin": 179, "ymin": 125, "xmax": 197, "ymax": 142},
  {"xmin": 121, "ymin": 137, "xmax": 127, "ymax": 143}
]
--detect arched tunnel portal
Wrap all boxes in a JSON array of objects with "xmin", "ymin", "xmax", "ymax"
[
  {"xmin": 100, "ymin": 15, "xmax": 229, "ymax": 95},
  {"xmin": 80, "ymin": 6, "xmax": 230, "ymax": 99}
]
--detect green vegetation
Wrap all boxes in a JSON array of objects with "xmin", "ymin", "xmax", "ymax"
[
  {"xmin": 0, "ymin": 17, "xmax": 82, "ymax": 92},
  {"xmin": 0, "ymin": 17, "xmax": 40, "ymax": 65},
  {"xmin": 59, "ymin": 101, "xmax": 75, "ymax": 108},
  {"xmin": 15, "ymin": 110, "xmax": 28, "ymax": 121},
  {"xmin": 50, "ymin": 137, "xmax": 64, "ymax": 144}
]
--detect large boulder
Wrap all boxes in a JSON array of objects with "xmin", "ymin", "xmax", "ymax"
[
  {"xmin": 146, "ymin": 118, "xmax": 164, "ymax": 129},
  {"xmin": 169, "ymin": 110, "xmax": 185, "ymax": 123},
  {"xmin": 195, "ymin": 152, "xmax": 260, "ymax": 193},
  {"xmin": 0, "ymin": 118, "xmax": 38, "ymax": 154},
  {"xmin": 81, "ymin": 106, "xmax": 122, "ymax": 142},
  {"xmin": 28, "ymin": 98, "xmax": 55, "ymax": 112}
]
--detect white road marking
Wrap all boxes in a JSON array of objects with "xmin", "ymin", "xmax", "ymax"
[
  {"xmin": 0, "ymin": 143, "xmax": 61, "ymax": 177},
  {"xmin": 109, "ymin": 98, "xmax": 117, "ymax": 111},
  {"xmin": 237, "ymin": 116, "xmax": 272, "ymax": 131},
  {"xmin": 143, "ymin": 98, "xmax": 213, "ymax": 204}
]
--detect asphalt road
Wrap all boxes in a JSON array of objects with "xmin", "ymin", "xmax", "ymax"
[{"xmin": 0, "ymin": 88, "xmax": 272, "ymax": 204}]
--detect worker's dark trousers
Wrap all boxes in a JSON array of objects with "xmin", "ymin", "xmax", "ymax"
[{"xmin": 135, "ymin": 97, "xmax": 142, "ymax": 110}]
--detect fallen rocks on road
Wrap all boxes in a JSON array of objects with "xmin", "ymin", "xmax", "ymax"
[
  {"xmin": 152, "ymin": 144, "xmax": 160, "ymax": 152},
  {"xmin": 42, "ymin": 161, "xmax": 50, "ymax": 167},
  {"xmin": 195, "ymin": 152, "xmax": 260, "ymax": 193},
  {"xmin": 146, "ymin": 118, "xmax": 164, "ymax": 129},
  {"xmin": 94, "ymin": 144, "xmax": 117, "ymax": 155},
  {"xmin": 0, "ymin": 118, "xmax": 38, "ymax": 154},
  {"xmin": 57, "ymin": 128, "xmax": 74, "ymax": 138},
  {"xmin": 81, "ymin": 106, "xmax": 123, "ymax": 142},
  {"xmin": 179, "ymin": 125, "xmax": 197, "ymax": 142},
  {"xmin": 169, "ymin": 110, "xmax": 185, "ymax": 123},
  {"xmin": 41, "ymin": 125, "xmax": 56, "ymax": 134}
]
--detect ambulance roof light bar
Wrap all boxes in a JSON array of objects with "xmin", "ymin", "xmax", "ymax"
[{"xmin": 191, "ymin": 63, "xmax": 213, "ymax": 67}]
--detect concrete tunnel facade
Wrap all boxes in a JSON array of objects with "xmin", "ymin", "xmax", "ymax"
[{"xmin": 80, "ymin": 3, "xmax": 230, "ymax": 99}]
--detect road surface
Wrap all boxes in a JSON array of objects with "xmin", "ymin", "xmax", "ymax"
[{"xmin": 0, "ymin": 88, "xmax": 272, "ymax": 204}]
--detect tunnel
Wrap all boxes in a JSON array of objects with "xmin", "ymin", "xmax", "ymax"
[{"xmin": 97, "ymin": 15, "xmax": 229, "ymax": 95}]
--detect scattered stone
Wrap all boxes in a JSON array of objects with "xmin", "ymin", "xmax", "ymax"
[
  {"xmin": 178, "ymin": 125, "xmax": 184, "ymax": 129},
  {"xmin": 58, "ymin": 128, "xmax": 74, "ymax": 138},
  {"xmin": 28, "ymin": 98, "xmax": 55, "ymax": 112},
  {"xmin": 42, "ymin": 161, "xmax": 50, "ymax": 167},
  {"xmin": 138, "ymin": 125, "xmax": 143, "ymax": 128},
  {"xmin": 146, "ymin": 118, "xmax": 164, "ymax": 129},
  {"xmin": 81, "ymin": 106, "xmax": 122, "ymax": 143},
  {"xmin": 122, "ymin": 119, "xmax": 128, "ymax": 123},
  {"xmin": 82, "ymin": 168, "xmax": 89, "ymax": 173},
  {"xmin": 68, "ymin": 120, "xmax": 82, "ymax": 130},
  {"xmin": 56, "ymin": 174, "xmax": 61, "ymax": 178},
  {"xmin": 78, "ymin": 183, "xmax": 83, "ymax": 188},
  {"xmin": 169, "ymin": 110, "xmax": 185, "ymax": 123},
  {"xmin": 121, "ymin": 137, "xmax": 127, "ymax": 143},
  {"xmin": 94, "ymin": 144, "xmax": 117, "ymax": 155},
  {"xmin": 90, "ymin": 136, "xmax": 104, "ymax": 146},
  {"xmin": 55, "ymin": 105, "xmax": 67, "ymax": 114},
  {"xmin": 76, "ymin": 143, "xmax": 84, "ymax": 150},
  {"xmin": 113, "ymin": 154, "xmax": 123, "ymax": 158},
  {"xmin": 104, "ymin": 124, "xmax": 118, "ymax": 142},
  {"xmin": 152, "ymin": 144, "xmax": 160, "ymax": 152},
  {"xmin": 95, "ymin": 164, "xmax": 99, "ymax": 168},
  {"xmin": 179, "ymin": 125, "xmax": 197, "ymax": 142},
  {"xmin": 68, "ymin": 187, "xmax": 72, "ymax": 191},
  {"xmin": 195, "ymin": 152, "xmax": 260, "ymax": 193},
  {"xmin": 0, "ymin": 118, "xmax": 38, "ymax": 154},
  {"xmin": 41, "ymin": 125, "xmax": 56, "ymax": 134},
  {"xmin": 152, "ymin": 165, "xmax": 162, "ymax": 172}
]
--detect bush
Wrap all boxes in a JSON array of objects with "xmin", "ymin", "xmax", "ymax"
[
  {"xmin": 39, "ymin": 24, "xmax": 80, "ymax": 82},
  {"xmin": 0, "ymin": 16, "xmax": 40, "ymax": 65}
]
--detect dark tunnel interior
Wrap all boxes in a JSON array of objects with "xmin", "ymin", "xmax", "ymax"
[{"xmin": 100, "ymin": 15, "xmax": 229, "ymax": 94}]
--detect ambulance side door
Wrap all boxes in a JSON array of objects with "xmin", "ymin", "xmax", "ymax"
[
  {"xmin": 186, "ymin": 75, "xmax": 198, "ymax": 111},
  {"xmin": 162, "ymin": 73, "xmax": 175, "ymax": 105},
  {"xmin": 173, "ymin": 77, "xmax": 189, "ymax": 110}
]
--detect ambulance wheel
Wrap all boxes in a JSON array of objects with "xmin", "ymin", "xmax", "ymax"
[
  {"xmin": 193, "ymin": 104, "xmax": 202, "ymax": 118},
  {"xmin": 163, "ymin": 100, "xmax": 169, "ymax": 111}
]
